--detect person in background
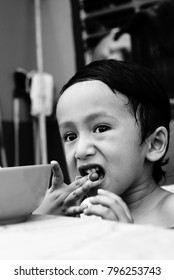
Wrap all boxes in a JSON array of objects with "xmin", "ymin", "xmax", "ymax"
[
  {"xmin": 35, "ymin": 59, "xmax": 174, "ymax": 228},
  {"xmin": 92, "ymin": 28, "xmax": 131, "ymax": 62}
]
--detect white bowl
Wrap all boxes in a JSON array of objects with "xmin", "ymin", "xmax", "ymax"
[{"xmin": 0, "ymin": 164, "xmax": 52, "ymax": 224}]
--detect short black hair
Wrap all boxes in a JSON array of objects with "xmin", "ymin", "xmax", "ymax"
[{"xmin": 59, "ymin": 59, "xmax": 171, "ymax": 183}]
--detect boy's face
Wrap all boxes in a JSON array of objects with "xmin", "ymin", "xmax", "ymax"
[{"xmin": 57, "ymin": 81, "xmax": 149, "ymax": 196}]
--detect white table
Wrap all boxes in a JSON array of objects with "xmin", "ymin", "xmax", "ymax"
[{"xmin": 0, "ymin": 215, "xmax": 174, "ymax": 259}]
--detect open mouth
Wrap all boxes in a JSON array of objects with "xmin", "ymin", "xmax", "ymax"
[{"xmin": 79, "ymin": 164, "xmax": 105, "ymax": 183}]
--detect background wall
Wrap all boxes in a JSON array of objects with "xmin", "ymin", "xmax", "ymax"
[
  {"xmin": 0, "ymin": 0, "xmax": 76, "ymax": 121},
  {"xmin": 0, "ymin": 0, "xmax": 75, "ymax": 182}
]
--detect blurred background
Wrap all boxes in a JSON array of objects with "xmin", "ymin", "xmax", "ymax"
[{"xmin": 0, "ymin": 0, "xmax": 173, "ymax": 185}]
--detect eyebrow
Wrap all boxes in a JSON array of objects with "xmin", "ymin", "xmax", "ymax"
[{"xmin": 59, "ymin": 112, "xmax": 116, "ymax": 129}]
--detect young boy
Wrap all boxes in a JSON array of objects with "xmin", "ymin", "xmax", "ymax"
[{"xmin": 36, "ymin": 59, "xmax": 174, "ymax": 227}]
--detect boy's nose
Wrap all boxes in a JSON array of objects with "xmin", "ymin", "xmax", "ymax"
[{"xmin": 75, "ymin": 136, "xmax": 96, "ymax": 160}]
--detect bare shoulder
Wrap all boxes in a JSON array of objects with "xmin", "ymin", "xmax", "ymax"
[{"xmin": 159, "ymin": 190, "xmax": 174, "ymax": 216}]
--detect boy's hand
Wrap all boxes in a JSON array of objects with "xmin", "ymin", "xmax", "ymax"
[
  {"xmin": 79, "ymin": 189, "xmax": 133, "ymax": 223},
  {"xmin": 34, "ymin": 161, "xmax": 92, "ymax": 215}
]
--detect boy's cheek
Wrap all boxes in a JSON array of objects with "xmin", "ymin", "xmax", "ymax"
[
  {"xmin": 64, "ymin": 154, "xmax": 77, "ymax": 181},
  {"xmin": 67, "ymin": 166, "xmax": 78, "ymax": 182}
]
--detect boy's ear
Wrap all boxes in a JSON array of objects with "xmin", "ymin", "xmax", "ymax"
[{"xmin": 146, "ymin": 126, "xmax": 168, "ymax": 162}]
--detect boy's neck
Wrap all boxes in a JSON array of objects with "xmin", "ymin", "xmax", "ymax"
[{"xmin": 122, "ymin": 178, "xmax": 158, "ymax": 208}]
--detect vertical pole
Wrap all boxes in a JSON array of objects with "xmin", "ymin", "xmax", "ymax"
[
  {"xmin": 34, "ymin": 0, "xmax": 47, "ymax": 164},
  {"xmin": 13, "ymin": 98, "xmax": 20, "ymax": 165},
  {"xmin": 0, "ymin": 105, "xmax": 8, "ymax": 167}
]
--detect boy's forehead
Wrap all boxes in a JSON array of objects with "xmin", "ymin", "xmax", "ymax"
[
  {"xmin": 57, "ymin": 81, "xmax": 106, "ymax": 113},
  {"xmin": 60, "ymin": 80, "xmax": 111, "ymax": 97},
  {"xmin": 57, "ymin": 81, "xmax": 130, "ymax": 125},
  {"xmin": 57, "ymin": 80, "xmax": 125, "ymax": 108}
]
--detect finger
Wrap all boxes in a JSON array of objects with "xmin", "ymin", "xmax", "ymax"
[
  {"xmin": 98, "ymin": 189, "xmax": 132, "ymax": 220},
  {"xmin": 50, "ymin": 160, "xmax": 64, "ymax": 189},
  {"xmin": 89, "ymin": 194, "xmax": 132, "ymax": 223},
  {"xmin": 64, "ymin": 179, "xmax": 92, "ymax": 206},
  {"xmin": 66, "ymin": 175, "xmax": 88, "ymax": 194},
  {"xmin": 49, "ymin": 175, "xmax": 89, "ymax": 208},
  {"xmin": 65, "ymin": 204, "xmax": 88, "ymax": 216},
  {"xmin": 84, "ymin": 204, "xmax": 118, "ymax": 221},
  {"xmin": 107, "ymin": 27, "xmax": 120, "ymax": 39}
]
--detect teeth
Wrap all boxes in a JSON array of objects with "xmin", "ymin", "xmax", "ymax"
[
  {"xmin": 85, "ymin": 167, "xmax": 100, "ymax": 175},
  {"xmin": 86, "ymin": 169, "xmax": 92, "ymax": 174}
]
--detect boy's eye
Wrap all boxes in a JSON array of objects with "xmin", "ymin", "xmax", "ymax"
[
  {"xmin": 63, "ymin": 132, "xmax": 77, "ymax": 142},
  {"xmin": 94, "ymin": 125, "xmax": 111, "ymax": 133}
]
